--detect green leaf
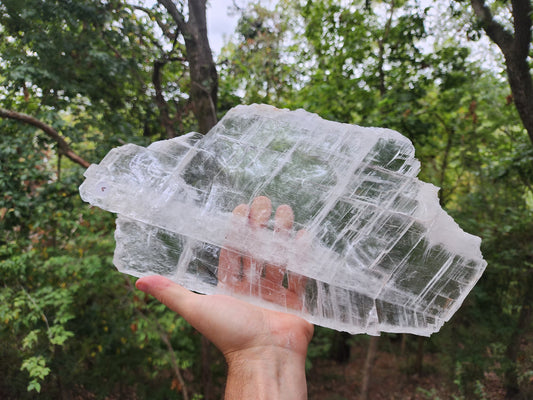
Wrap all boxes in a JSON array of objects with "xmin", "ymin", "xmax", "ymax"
[{"xmin": 22, "ymin": 329, "xmax": 40, "ymax": 350}]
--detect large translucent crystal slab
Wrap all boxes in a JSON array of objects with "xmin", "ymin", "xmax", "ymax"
[{"xmin": 79, "ymin": 104, "xmax": 486, "ymax": 335}]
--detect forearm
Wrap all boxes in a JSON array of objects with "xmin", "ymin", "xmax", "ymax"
[{"xmin": 224, "ymin": 347, "xmax": 308, "ymax": 400}]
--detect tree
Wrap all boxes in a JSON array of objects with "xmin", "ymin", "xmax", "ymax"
[
  {"xmin": 470, "ymin": 0, "xmax": 533, "ymax": 147},
  {"xmin": 157, "ymin": 0, "xmax": 218, "ymax": 134},
  {"xmin": 219, "ymin": 0, "xmax": 303, "ymax": 106},
  {"xmin": 225, "ymin": 1, "xmax": 533, "ymax": 397},
  {"xmin": 0, "ymin": 0, "xmax": 159, "ymax": 161},
  {"xmin": 141, "ymin": 3, "xmax": 219, "ymax": 397},
  {"xmin": 0, "ymin": 1, "xmax": 221, "ymax": 398},
  {"xmin": 2, "ymin": 0, "xmax": 533, "ymax": 397},
  {"xmin": 463, "ymin": 1, "xmax": 533, "ymax": 397},
  {"xmin": 0, "ymin": 107, "xmax": 89, "ymax": 168},
  {"xmin": 297, "ymin": 0, "xmax": 430, "ymax": 125}
]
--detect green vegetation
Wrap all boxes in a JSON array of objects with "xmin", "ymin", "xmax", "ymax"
[{"xmin": 1, "ymin": 0, "xmax": 531, "ymax": 399}]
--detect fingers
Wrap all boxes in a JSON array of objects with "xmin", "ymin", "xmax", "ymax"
[
  {"xmin": 274, "ymin": 204, "xmax": 294, "ymax": 232},
  {"xmin": 265, "ymin": 204, "xmax": 307, "ymax": 311},
  {"xmin": 219, "ymin": 204, "xmax": 249, "ymax": 289},
  {"xmin": 288, "ymin": 229, "xmax": 310, "ymax": 297},
  {"xmin": 242, "ymin": 197, "xmax": 272, "ymax": 294},
  {"xmin": 218, "ymin": 248, "xmax": 242, "ymax": 288},
  {"xmin": 248, "ymin": 196, "xmax": 272, "ymax": 228},
  {"xmin": 264, "ymin": 204, "xmax": 294, "ymax": 284},
  {"xmin": 287, "ymin": 272, "xmax": 307, "ymax": 298},
  {"xmin": 233, "ymin": 203, "xmax": 250, "ymax": 218},
  {"xmin": 217, "ymin": 196, "xmax": 308, "ymax": 311}
]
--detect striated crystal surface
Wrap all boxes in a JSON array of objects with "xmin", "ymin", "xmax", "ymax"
[{"xmin": 79, "ymin": 104, "xmax": 486, "ymax": 335}]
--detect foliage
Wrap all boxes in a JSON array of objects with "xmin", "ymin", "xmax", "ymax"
[
  {"xmin": 0, "ymin": 1, "xmax": 208, "ymax": 398},
  {"xmin": 0, "ymin": 177, "xmax": 204, "ymax": 398},
  {"xmin": 218, "ymin": 0, "xmax": 305, "ymax": 107},
  {"xmin": 1, "ymin": 0, "xmax": 532, "ymax": 398}
]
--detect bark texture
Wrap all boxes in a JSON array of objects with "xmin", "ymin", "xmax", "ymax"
[
  {"xmin": 360, "ymin": 336, "xmax": 379, "ymax": 400},
  {"xmin": 152, "ymin": 5, "xmax": 218, "ymax": 396},
  {"xmin": 503, "ymin": 272, "xmax": 533, "ymax": 399},
  {"xmin": 471, "ymin": 0, "xmax": 533, "ymax": 146},
  {"xmin": 470, "ymin": 2, "xmax": 533, "ymax": 397},
  {"xmin": 157, "ymin": 0, "xmax": 218, "ymax": 134}
]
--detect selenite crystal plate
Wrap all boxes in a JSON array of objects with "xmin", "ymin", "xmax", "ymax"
[{"xmin": 79, "ymin": 104, "xmax": 486, "ymax": 335}]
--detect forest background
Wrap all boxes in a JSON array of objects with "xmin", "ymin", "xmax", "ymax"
[{"xmin": 0, "ymin": 0, "xmax": 532, "ymax": 399}]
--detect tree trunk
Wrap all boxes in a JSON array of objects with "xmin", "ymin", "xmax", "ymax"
[
  {"xmin": 200, "ymin": 336, "xmax": 212, "ymax": 400},
  {"xmin": 376, "ymin": 0, "xmax": 395, "ymax": 97},
  {"xmin": 186, "ymin": 0, "xmax": 218, "ymax": 134},
  {"xmin": 415, "ymin": 336, "xmax": 424, "ymax": 376},
  {"xmin": 152, "ymin": 59, "xmax": 178, "ymax": 138},
  {"xmin": 360, "ymin": 336, "xmax": 379, "ymax": 400},
  {"xmin": 504, "ymin": 53, "xmax": 533, "ymax": 147},
  {"xmin": 504, "ymin": 272, "xmax": 533, "ymax": 399},
  {"xmin": 331, "ymin": 332, "xmax": 352, "ymax": 363},
  {"xmin": 154, "ymin": 3, "xmax": 218, "ymax": 397},
  {"xmin": 158, "ymin": 0, "xmax": 218, "ymax": 134},
  {"xmin": 400, "ymin": 333, "xmax": 407, "ymax": 357},
  {"xmin": 470, "ymin": 0, "xmax": 533, "ymax": 147}
]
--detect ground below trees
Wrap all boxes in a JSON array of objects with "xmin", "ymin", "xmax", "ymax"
[{"xmin": 307, "ymin": 345, "xmax": 507, "ymax": 400}]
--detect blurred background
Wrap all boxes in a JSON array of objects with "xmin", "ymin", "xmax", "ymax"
[{"xmin": 0, "ymin": 0, "xmax": 531, "ymax": 399}]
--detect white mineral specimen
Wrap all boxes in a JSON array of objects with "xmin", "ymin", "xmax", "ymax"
[{"xmin": 79, "ymin": 104, "xmax": 486, "ymax": 335}]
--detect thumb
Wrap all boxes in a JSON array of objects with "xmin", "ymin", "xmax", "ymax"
[
  {"xmin": 135, "ymin": 275, "xmax": 248, "ymax": 352},
  {"xmin": 136, "ymin": 275, "xmax": 200, "ymax": 321}
]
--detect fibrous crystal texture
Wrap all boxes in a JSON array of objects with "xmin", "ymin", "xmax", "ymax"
[{"xmin": 79, "ymin": 104, "xmax": 486, "ymax": 335}]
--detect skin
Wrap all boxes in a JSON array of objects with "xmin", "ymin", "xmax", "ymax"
[{"xmin": 136, "ymin": 196, "xmax": 314, "ymax": 399}]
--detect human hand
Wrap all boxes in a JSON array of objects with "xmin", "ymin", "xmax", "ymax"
[
  {"xmin": 218, "ymin": 195, "xmax": 308, "ymax": 310},
  {"xmin": 135, "ymin": 197, "xmax": 314, "ymax": 399}
]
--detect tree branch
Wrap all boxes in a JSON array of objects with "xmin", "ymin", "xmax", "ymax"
[
  {"xmin": 471, "ymin": 0, "xmax": 533, "ymax": 147},
  {"xmin": 132, "ymin": 5, "xmax": 175, "ymax": 40},
  {"xmin": 0, "ymin": 108, "xmax": 90, "ymax": 168},
  {"xmin": 470, "ymin": 0, "xmax": 514, "ymax": 56},
  {"xmin": 157, "ymin": 0, "xmax": 188, "ymax": 35},
  {"xmin": 376, "ymin": 0, "xmax": 395, "ymax": 97},
  {"xmin": 152, "ymin": 60, "xmax": 177, "ymax": 138},
  {"xmin": 433, "ymin": 112, "xmax": 457, "ymax": 206}
]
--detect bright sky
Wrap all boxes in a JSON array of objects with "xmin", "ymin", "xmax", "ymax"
[
  {"xmin": 206, "ymin": 1, "xmax": 242, "ymax": 55},
  {"xmin": 136, "ymin": 0, "xmax": 242, "ymax": 55}
]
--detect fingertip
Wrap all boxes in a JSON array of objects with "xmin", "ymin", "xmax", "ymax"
[
  {"xmin": 135, "ymin": 275, "xmax": 173, "ymax": 295},
  {"xmin": 252, "ymin": 196, "xmax": 272, "ymax": 206},
  {"xmin": 295, "ymin": 228, "xmax": 310, "ymax": 241},
  {"xmin": 274, "ymin": 204, "xmax": 294, "ymax": 231},
  {"xmin": 136, "ymin": 275, "xmax": 198, "ymax": 318},
  {"xmin": 232, "ymin": 203, "xmax": 249, "ymax": 217},
  {"xmin": 249, "ymin": 196, "xmax": 272, "ymax": 227}
]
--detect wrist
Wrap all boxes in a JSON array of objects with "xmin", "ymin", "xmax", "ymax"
[{"xmin": 225, "ymin": 346, "xmax": 308, "ymax": 400}]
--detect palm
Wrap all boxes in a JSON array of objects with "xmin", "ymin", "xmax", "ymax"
[
  {"xmin": 192, "ymin": 292, "xmax": 313, "ymax": 359},
  {"xmin": 135, "ymin": 196, "xmax": 313, "ymax": 359}
]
